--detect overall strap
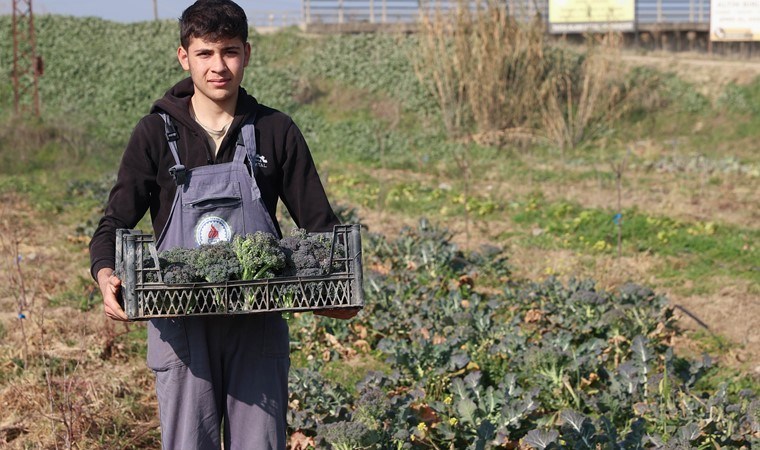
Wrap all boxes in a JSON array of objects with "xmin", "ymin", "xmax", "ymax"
[
  {"xmin": 233, "ymin": 114, "xmax": 258, "ymax": 167},
  {"xmin": 158, "ymin": 112, "xmax": 187, "ymax": 185}
]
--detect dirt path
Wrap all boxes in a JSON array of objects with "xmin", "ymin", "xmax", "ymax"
[{"xmin": 621, "ymin": 51, "xmax": 760, "ymax": 97}]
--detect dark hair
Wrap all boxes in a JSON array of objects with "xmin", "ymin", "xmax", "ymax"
[{"xmin": 179, "ymin": 0, "xmax": 248, "ymax": 49}]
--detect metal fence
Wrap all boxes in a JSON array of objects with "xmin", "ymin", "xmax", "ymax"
[
  {"xmin": 301, "ymin": 0, "xmax": 713, "ymax": 30},
  {"xmin": 304, "ymin": 0, "xmax": 419, "ymax": 24},
  {"xmin": 248, "ymin": 9, "xmax": 303, "ymax": 29},
  {"xmin": 636, "ymin": 0, "xmax": 709, "ymax": 28},
  {"xmin": 303, "ymin": 0, "xmax": 547, "ymax": 24}
]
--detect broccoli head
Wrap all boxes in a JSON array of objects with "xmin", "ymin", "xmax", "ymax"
[
  {"xmin": 281, "ymin": 228, "xmax": 343, "ymax": 277},
  {"xmin": 318, "ymin": 421, "xmax": 372, "ymax": 450},
  {"xmin": 159, "ymin": 247, "xmax": 196, "ymax": 265},
  {"xmin": 157, "ymin": 247, "xmax": 202, "ymax": 284},
  {"xmin": 233, "ymin": 231, "xmax": 286, "ymax": 280},
  {"xmin": 162, "ymin": 261, "xmax": 199, "ymax": 284},
  {"xmin": 193, "ymin": 241, "xmax": 241, "ymax": 283}
]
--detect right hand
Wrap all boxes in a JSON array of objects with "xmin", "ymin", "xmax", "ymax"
[{"xmin": 97, "ymin": 268, "xmax": 128, "ymax": 321}]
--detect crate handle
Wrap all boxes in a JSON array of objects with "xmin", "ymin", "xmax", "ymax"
[{"xmin": 148, "ymin": 244, "xmax": 163, "ymax": 284}]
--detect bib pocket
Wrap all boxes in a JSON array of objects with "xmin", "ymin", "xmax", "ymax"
[{"xmin": 183, "ymin": 182, "xmax": 242, "ymax": 211}]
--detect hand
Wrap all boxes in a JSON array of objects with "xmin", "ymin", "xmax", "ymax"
[
  {"xmin": 313, "ymin": 307, "xmax": 360, "ymax": 320},
  {"xmin": 97, "ymin": 268, "xmax": 128, "ymax": 321}
]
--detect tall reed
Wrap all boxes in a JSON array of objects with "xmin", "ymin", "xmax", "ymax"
[
  {"xmin": 414, "ymin": 0, "xmax": 547, "ymax": 138},
  {"xmin": 540, "ymin": 34, "xmax": 639, "ymax": 151},
  {"xmin": 413, "ymin": 2, "xmax": 642, "ymax": 150}
]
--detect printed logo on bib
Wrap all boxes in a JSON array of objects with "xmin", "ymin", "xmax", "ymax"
[
  {"xmin": 195, "ymin": 216, "xmax": 232, "ymax": 245},
  {"xmin": 254, "ymin": 154, "xmax": 268, "ymax": 168}
]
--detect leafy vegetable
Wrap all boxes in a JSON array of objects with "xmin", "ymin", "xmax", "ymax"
[
  {"xmin": 193, "ymin": 241, "xmax": 240, "ymax": 283},
  {"xmin": 157, "ymin": 247, "xmax": 200, "ymax": 284},
  {"xmin": 280, "ymin": 228, "xmax": 340, "ymax": 277},
  {"xmin": 232, "ymin": 231, "xmax": 287, "ymax": 280}
]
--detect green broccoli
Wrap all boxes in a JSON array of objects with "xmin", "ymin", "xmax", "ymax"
[
  {"xmin": 157, "ymin": 247, "xmax": 201, "ymax": 284},
  {"xmin": 280, "ymin": 228, "xmax": 343, "ymax": 277},
  {"xmin": 318, "ymin": 421, "xmax": 372, "ymax": 450},
  {"xmin": 233, "ymin": 231, "xmax": 286, "ymax": 280},
  {"xmin": 162, "ymin": 261, "xmax": 199, "ymax": 284},
  {"xmin": 193, "ymin": 241, "xmax": 241, "ymax": 283}
]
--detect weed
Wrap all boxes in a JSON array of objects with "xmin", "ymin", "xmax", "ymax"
[
  {"xmin": 541, "ymin": 35, "xmax": 650, "ymax": 151},
  {"xmin": 511, "ymin": 195, "xmax": 760, "ymax": 287},
  {"xmin": 413, "ymin": 1, "xmax": 547, "ymax": 138},
  {"xmin": 320, "ymin": 354, "xmax": 391, "ymax": 396}
]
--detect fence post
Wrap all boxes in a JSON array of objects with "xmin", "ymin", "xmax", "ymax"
[
  {"xmin": 689, "ymin": 0, "xmax": 694, "ymax": 22},
  {"xmin": 699, "ymin": 0, "xmax": 703, "ymax": 23},
  {"xmin": 382, "ymin": 0, "xmax": 387, "ymax": 23},
  {"xmin": 657, "ymin": 0, "xmax": 662, "ymax": 22},
  {"xmin": 370, "ymin": 0, "xmax": 375, "ymax": 22},
  {"xmin": 339, "ymin": 0, "xmax": 344, "ymax": 24}
]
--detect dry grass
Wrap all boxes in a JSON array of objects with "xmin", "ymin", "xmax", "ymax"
[
  {"xmin": 540, "ymin": 34, "xmax": 644, "ymax": 151},
  {"xmin": 412, "ymin": 4, "xmax": 469, "ymax": 136},
  {"xmin": 412, "ymin": 2, "xmax": 648, "ymax": 150},
  {"xmin": 0, "ymin": 194, "xmax": 160, "ymax": 449},
  {"xmin": 413, "ymin": 0, "xmax": 547, "ymax": 138}
]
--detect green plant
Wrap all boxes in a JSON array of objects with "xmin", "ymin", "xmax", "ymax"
[
  {"xmin": 541, "ymin": 35, "xmax": 626, "ymax": 151},
  {"xmin": 412, "ymin": 1, "xmax": 547, "ymax": 138},
  {"xmin": 233, "ymin": 232, "xmax": 286, "ymax": 280},
  {"xmin": 280, "ymin": 228, "xmax": 340, "ymax": 277}
]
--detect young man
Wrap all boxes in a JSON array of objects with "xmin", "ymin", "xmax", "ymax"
[{"xmin": 89, "ymin": 1, "xmax": 357, "ymax": 448}]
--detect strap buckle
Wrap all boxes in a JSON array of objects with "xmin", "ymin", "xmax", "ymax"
[
  {"xmin": 169, "ymin": 164, "xmax": 187, "ymax": 185},
  {"xmin": 167, "ymin": 129, "xmax": 179, "ymax": 142}
]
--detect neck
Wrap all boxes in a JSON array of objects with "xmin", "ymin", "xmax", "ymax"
[{"xmin": 190, "ymin": 93, "xmax": 237, "ymax": 130}]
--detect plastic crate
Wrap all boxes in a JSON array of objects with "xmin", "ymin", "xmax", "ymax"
[{"xmin": 115, "ymin": 224, "xmax": 364, "ymax": 320}]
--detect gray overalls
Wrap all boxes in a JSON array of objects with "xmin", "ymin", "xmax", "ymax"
[{"xmin": 147, "ymin": 112, "xmax": 289, "ymax": 450}]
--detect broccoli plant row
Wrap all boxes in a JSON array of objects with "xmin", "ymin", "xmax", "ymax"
[
  {"xmin": 285, "ymin": 220, "xmax": 759, "ymax": 449},
  {"xmin": 147, "ymin": 228, "xmax": 341, "ymax": 285}
]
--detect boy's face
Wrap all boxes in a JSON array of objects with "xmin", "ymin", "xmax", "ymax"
[{"xmin": 177, "ymin": 36, "xmax": 250, "ymax": 106}]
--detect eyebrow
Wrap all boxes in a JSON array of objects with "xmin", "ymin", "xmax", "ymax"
[{"xmin": 193, "ymin": 45, "xmax": 242, "ymax": 54}]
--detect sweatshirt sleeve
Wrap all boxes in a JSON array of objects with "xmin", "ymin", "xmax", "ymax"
[
  {"xmin": 278, "ymin": 121, "xmax": 340, "ymax": 233},
  {"xmin": 88, "ymin": 117, "xmax": 158, "ymax": 279}
]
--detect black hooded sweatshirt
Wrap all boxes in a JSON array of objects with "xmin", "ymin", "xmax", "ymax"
[{"xmin": 89, "ymin": 78, "xmax": 339, "ymax": 279}]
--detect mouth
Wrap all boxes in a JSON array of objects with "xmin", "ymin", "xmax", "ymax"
[{"xmin": 208, "ymin": 78, "xmax": 230, "ymax": 87}]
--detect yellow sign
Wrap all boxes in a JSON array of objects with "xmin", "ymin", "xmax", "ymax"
[
  {"xmin": 549, "ymin": 0, "xmax": 635, "ymax": 32},
  {"xmin": 711, "ymin": 0, "xmax": 760, "ymax": 41}
]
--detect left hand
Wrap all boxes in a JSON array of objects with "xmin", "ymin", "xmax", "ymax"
[{"xmin": 313, "ymin": 307, "xmax": 360, "ymax": 320}]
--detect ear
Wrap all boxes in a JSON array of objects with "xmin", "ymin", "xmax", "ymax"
[
  {"xmin": 177, "ymin": 45, "xmax": 190, "ymax": 71},
  {"xmin": 243, "ymin": 42, "xmax": 251, "ymax": 67}
]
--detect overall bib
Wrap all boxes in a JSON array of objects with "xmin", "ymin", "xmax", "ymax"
[{"xmin": 147, "ymin": 113, "xmax": 289, "ymax": 450}]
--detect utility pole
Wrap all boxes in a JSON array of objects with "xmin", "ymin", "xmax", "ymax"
[
  {"xmin": 12, "ymin": 0, "xmax": 41, "ymax": 116},
  {"xmin": 153, "ymin": 0, "xmax": 159, "ymax": 21}
]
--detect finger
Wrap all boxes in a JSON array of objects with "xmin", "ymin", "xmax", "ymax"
[
  {"xmin": 103, "ymin": 290, "xmax": 128, "ymax": 321},
  {"xmin": 105, "ymin": 302, "xmax": 129, "ymax": 321}
]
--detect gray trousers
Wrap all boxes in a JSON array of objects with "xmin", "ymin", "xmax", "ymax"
[{"xmin": 147, "ymin": 314, "xmax": 289, "ymax": 450}]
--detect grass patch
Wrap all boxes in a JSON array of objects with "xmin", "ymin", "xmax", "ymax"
[
  {"xmin": 510, "ymin": 194, "xmax": 760, "ymax": 287},
  {"xmin": 320, "ymin": 353, "xmax": 392, "ymax": 396}
]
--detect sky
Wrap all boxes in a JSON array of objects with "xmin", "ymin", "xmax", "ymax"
[{"xmin": 0, "ymin": 1, "xmax": 303, "ymax": 24}]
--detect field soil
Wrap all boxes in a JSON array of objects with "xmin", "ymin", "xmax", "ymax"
[
  {"xmin": 619, "ymin": 51, "xmax": 760, "ymax": 370},
  {"xmin": 359, "ymin": 165, "xmax": 760, "ymax": 376},
  {"xmin": 1, "ymin": 42, "xmax": 759, "ymax": 447},
  {"xmin": 622, "ymin": 50, "xmax": 760, "ymax": 97},
  {"xmin": 345, "ymin": 76, "xmax": 760, "ymax": 373}
]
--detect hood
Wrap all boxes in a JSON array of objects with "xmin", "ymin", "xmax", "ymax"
[{"xmin": 150, "ymin": 77, "xmax": 260, "ymax": 130}]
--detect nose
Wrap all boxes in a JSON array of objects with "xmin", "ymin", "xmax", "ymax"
[{"xmin": 211, "ymin": 53, "xmax": 227, "ymax": 73}]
